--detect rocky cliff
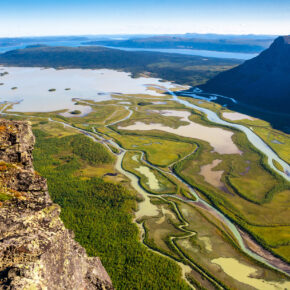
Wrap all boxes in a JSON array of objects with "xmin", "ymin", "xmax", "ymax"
[{"xmin": 0, "ymin": 120, "xmax": 113, "ymax": 290}]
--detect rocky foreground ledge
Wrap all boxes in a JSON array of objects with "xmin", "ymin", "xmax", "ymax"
[{"xmin": 0, "ymin": 120, "xmax": 113, "ymax": 289}]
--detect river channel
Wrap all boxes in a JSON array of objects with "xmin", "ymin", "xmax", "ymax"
[{"xmin": 1, "ymin": 87, "xmax": 289, "ymax": 286}]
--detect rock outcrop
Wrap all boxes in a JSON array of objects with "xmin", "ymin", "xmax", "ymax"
[{"xmin": 0, "ymin": 120, "xmax": 113, "ymax": 289}]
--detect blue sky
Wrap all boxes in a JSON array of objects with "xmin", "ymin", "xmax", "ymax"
[{"xmin": 0, "ymin": 0, "xmax": 289, "ymax": 37}]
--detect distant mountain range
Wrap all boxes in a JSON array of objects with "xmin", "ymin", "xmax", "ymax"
[
  {"xmin": 83, "ymin": 36, "xmax": 274, "ymax": 53},
  {"xmin": 0, "ymin": 34, "xmax": 275, "ymax": 51}
]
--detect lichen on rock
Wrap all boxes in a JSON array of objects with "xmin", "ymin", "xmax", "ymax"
[{"xmin": 0, "ymin": 119, "xmax": 113, "ymax": 290}]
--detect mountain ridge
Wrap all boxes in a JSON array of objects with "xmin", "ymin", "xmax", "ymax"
[
  {"xmin": 200, "ymin": 35, "xmax": 290, "ymax": 115},
  {"xmin": 0, "ymin": 45, "xmax": 241, "ymax": 86}
]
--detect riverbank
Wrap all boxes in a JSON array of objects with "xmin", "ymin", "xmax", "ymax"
[{"xmin": 1, "ymin": 83, "xmax": 289, "ymax": 288}]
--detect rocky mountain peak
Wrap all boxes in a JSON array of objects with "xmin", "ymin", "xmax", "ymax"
[
  {"xmin": 259, "ymin": 35, "xmax": 290, "ymax": 65},
  {"xmin": 200, "ymin": 35, "xmax": 290, "ymax": 130},
  {"xmin": 273, "ymin": 35, "xmax": 290, "ymax": 45}
]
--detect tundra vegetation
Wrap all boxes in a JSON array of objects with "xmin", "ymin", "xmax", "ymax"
[
  {"xmin": 2, "ymin": 87, "xmax": 289, "ymax": 288},
  {"xmin": 182, "ymin": 96, "xmax": 290, "ymax": 164},
  {"xmin": 31, "ymin": 125, "xmax": 190, "ymax": 290}
]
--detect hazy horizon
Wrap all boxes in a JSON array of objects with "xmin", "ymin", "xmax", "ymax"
[
  {"xmin": 1, "ymin": 0, "xmax": 289, "ymax": 37},
  {"xmin": 0, "ymin": 32, "xmax": 283, "ymax": 39}
]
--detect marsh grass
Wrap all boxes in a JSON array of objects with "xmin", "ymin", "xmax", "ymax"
[
  {"xmin": 109, "ymin": 132, "xmax": 196, "ymax": 167},
  {"xmin": 173, "ymin": 130, "xmax": 290, "ymax": 261},
  {"xmin": 32, "ymin": 124, "xmax": 191, "ymax": 290},
  {"xmin": 123, "ymin": 151, "xmax": 177, "ymax": 194},
  {"xmin": 273, "ymin": 160, "xmax": 284, "ymax": 172}
]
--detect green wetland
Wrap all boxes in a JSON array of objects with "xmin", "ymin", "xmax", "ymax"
[{"xmin": 1, "ymin": 68, "xmax": 290, "ymax": 289}]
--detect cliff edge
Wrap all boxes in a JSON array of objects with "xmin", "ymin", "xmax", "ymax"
[{"xmin": 0, "ymin": 119, "xmax": 113, "ymax": 289}]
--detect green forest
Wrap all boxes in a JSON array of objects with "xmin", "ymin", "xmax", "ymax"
[
  {"xmin": 0, "ymin": 46, "xmax": 241, "ymax": 86},
  {"xmin": 32, "ymin": 129, "xmax": 190, "ymax": 290}
]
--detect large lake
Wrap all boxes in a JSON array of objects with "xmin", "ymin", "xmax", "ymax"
[
  {"xmin": 0, "ymin": 42, "xmax": 257, "ymax": 60},
  {"xmin": 0, "ymin": 41, "xmax": 83, "ymax": 54},
  {"xmin": 99, "ymin": 46, "xmax": 257, "ymax": 60},
  {"xmin": 0, "ymin": 67, "xmax": 175, "ymax": 112}
]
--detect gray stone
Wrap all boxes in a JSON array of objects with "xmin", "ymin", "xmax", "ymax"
[{"xmin": 0, "ymin": 120, "xmax": 114, "ymax": 290}]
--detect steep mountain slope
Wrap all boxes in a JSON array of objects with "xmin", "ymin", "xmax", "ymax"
[
  {"xmin": 0, "ymin": 120, "xmax": 113, "ymax": 289},
  {"xmin": 201, "ymin": 36, "xmax": 290, "ymax": 114}
]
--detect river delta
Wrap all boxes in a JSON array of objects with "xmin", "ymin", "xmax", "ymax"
[{"xmin": 1, "ymin": 67, "xmax": 289, "ymax": 289}]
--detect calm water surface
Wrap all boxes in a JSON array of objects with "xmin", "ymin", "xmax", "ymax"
[
  {"xmin": 0, "ymin": 67, "xmax": 175, "ymax": 112},
  {"xmin": 0, "ymin": 42, "xmax": 257, "ymax": 60}
]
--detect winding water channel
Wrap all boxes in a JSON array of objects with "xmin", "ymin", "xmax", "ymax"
[
  {"xmin": 101, "ymin": 91, "xmax": 290, "ymax": 277},
  {"xmin": 167, "ymin": 89, "xmax": 290, "ymax": 181},
  {"xmin": 1, "ymin": 88, "xmax": 289, "ymax": 286},
  {"xmin": 89, "ymin": 98, "xmax": 290, "ymax": 277}
]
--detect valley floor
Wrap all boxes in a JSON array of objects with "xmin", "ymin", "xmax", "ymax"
[{"xmin": 1, "ymin": 77, "xmax": 290, "ymax": 289}]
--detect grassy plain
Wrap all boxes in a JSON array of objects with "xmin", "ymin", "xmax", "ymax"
[
  {"xmin": 141, "ymin": 194, "xmax": 289, "ymax": 289},
  {"xmin": 221, "ymin": 109, "xmax": 290, "ymax": 165},
  {"xmin": 252, "ymin": 127, "xmax": 290, "ymax": 164},
  {"xmin": 122, "ymin": 151, "xmax": 177, "ymax": 194},
  {"xmin": 170, "ymin": 199, "xmax": 287, "ymax": 289},
  {"xmin": 31, "ymin": 121, "xmax": 191, "ymax": 290},
  {"xmin": 109, "ymin": 132, "xmax": 196, "ymax": 167},
  {"xmin": 173, "ymin": 129, "xmax": 290, "ymax": 262},
  {"xmin": 273, "ymin": 159, "xmax": 285, "ymax": 172},
  {"xmin": 2, "ymin": 89, "xmax": 289, "ymax": 287},
  {"xmin": 179, "ymin": 96, "xmax": 290, "ymax": 164},
  {"xmin": 97, "ymin": 95, "xmax": 290, "ymax": 263}
]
